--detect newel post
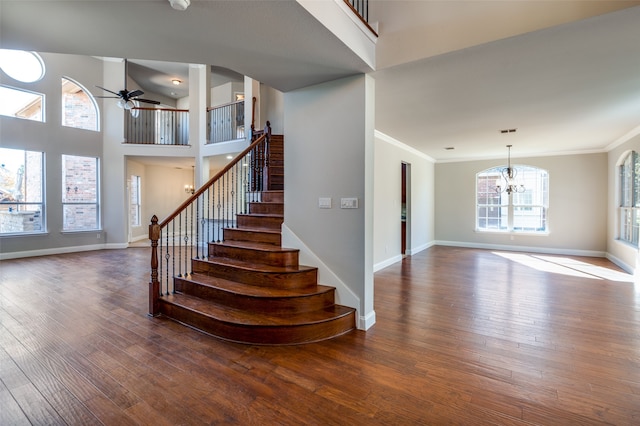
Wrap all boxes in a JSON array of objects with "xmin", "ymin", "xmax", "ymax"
[
  {"xmin": 149, "ymin": 215, "xmax": 160, "ymax": 317},
  {"xmin": 262, "ymin": 121, "xmax": 271, "ymax": 190}
]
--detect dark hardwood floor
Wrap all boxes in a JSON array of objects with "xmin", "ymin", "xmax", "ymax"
[{"xmin": 1, "ymin": 246, "xmax": 639, "ymax": 425}]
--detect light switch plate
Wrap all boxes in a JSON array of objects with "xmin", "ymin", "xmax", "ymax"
[
  {"xmin": 318, "ymin": 197, "xmax": 332, "ymax": 209},
  {"xmin": 340, "ymin": 197, "xmax": 358, "ymax": 209}
]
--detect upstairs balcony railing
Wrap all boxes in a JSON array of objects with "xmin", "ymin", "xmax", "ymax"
[
  {"xmin": 125, "ymin": 107, "xmax": 189, "ymax": 145},
  {"xmin": 346, "ymin": 0, "xmax": 368, "ymax": 23},
  {"xmin": 124, "ymin": 100, "xmax": 247, "ymax": 146},
  {"xmin": 207, "ymin": 100, "xmax": 245, "ymax": 144},
  {"xmin": 344, "ymin": 0, "xmax": 376, "ymax": 36}
]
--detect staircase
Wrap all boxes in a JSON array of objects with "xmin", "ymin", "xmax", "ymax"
[{"xmin": 152, "ymin": 134, "xmax": 356, "ymax": 345}]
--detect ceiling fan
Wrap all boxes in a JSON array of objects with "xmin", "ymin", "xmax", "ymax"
[{"xmin": 95, "ymin": 59, "xmax": 160, "ymax": 111}]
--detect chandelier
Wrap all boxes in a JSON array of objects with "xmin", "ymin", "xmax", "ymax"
[{"xmin": 496, "ymin": 145, "xmax": 525, "ymax": 194}]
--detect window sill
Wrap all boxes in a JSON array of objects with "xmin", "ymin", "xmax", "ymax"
[
  {"xmin": 61, "ymin": 229, "xmax": 103, "ymax": 235},
  {"xmin": 0, "ymin": 231, "xmax": 48, "ymax": 238},
  {"xmin": 614, "ymin": 238, "xmax": 638, "ymax": 250},
  {"xmin": 475, "ymin": 229, "xmax": 549, "ymax": 237}
]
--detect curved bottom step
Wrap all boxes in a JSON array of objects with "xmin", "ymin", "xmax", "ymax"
[{"xmin": 159, "ymin": 293, "xmax": 356, "ymax": 345}]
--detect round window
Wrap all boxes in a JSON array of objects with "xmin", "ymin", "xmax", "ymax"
[{"xmin": 0, "ymin": 49, "xmax": 45, "ymax": 83}]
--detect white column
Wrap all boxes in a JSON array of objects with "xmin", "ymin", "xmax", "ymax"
[
  {"xmin": 189, "ymin": 64, "xmax": 210, "ymax": 187},
  {"xmin": 244, "ymin": 76, "xmax": 260, "ymax": 138}
]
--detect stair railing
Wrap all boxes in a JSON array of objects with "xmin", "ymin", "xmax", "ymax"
[
  {"xmin": 207, "ymin": 100, "xmax": 245, "ymax": 144},
  {"xmin": 125, "ymin": 107, "xmax": 189, "ymax": 145},
  {"xmin": 148, "ymin": 124, "xmax": 271, "ymax": 316}
]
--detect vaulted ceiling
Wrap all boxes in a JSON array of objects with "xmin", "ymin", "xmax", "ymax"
[{"xmin": 2, "ymin": 0, "xmax": 639, "ymax": 161}]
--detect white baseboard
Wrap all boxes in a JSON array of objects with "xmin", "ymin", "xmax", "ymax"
[
  {"xmin": 373, "ymin": 255, "xmax": 403, "ymax": 272},
  {"xmin": 130, "ymin": 234, "xmax": 148, "ymax": 243},
  {"xmin": 406, "ymin": 241, "xmax": 434, "ymax": 256},
  {"xmin": 605, "ymin": 252, "xmax": 635, "ymax": 274},
  {"xmin": 373, "ymin": 241, "xmax": 436, "ymax": 272},
  {"xmin": 359, "ymin": 310, "xmax": 376, "ymax": 330},
  {"xmin": 0, "ymin": 242, "xmax": 131, "ymax": 260},
  {"xmin": 435, "ymin": 240, "xmax": 606, "ymax": 258},
  {"xmin": 0, "ymin": 243, "xmax": 105, "ymax": 260}
]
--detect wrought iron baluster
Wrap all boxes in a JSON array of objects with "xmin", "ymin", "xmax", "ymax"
[{"xmin": 216, "ymin": 179, "xmax": 222, "ymax": 243}]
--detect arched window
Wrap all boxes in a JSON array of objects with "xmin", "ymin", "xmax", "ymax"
[
  {"xmin": 476, "ymin": 165, "xmax": 549, "ymax": 233},
  {"xmin": 61, "ymin": 77, "xmax": 99, "ymax": 131},
  {"xmin": 0, "ymin": 50, "xmax": 46, "ymax": 122},
  {"xmin": 618, "ymin": 151, "xmax": 640, "ymax": 245}
]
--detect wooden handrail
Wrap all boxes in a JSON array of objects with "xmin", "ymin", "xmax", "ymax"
[
  {"xmin": 343, "ymin": 0, "xmax": 377, "ymax": 37},
  {"xmin": 132, "ymin": 106, "xmax": 189, "ymax": 112},
  {"xmin": 206, "ymin": 100, "xmax": 244, "ymax": 111},
  {"xmin": 149, "ymin": 121, "xmax": 272, "ymax": 316},
  {"xmin": 158, "ymin": 132, "xmax": 268, "ymax": 228}
]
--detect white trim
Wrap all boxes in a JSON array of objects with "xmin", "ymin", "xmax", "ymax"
[
  {"xmin": 605, "ymin": 252, "xmax": 634, "ymax": 275},
  {"xmin": 606, "ymin": 124, "xmax": 640, "ymax": 152},
  {"xmin": 406, "ymin": 241, "xmax": 433, "ymax": 256},
  {"xmin": 281, "ymin": 223, "xmax": 370, "ymax": 328},
  {"xmin": 130, "ymin": 234, "xmax": 148, "ymax": 243},
  {"xmin": 437, "ymin": 148, "xmax": 607, "ymax": 164},
  {"xmin": 374, "ymin": 242, "xmax": 434, "ymax": 272},
  {"xmin": 359, "ymin": 310, "xmax": 376, "ymax": 331},
  {"xmin": 0, "ymin": 243, "xmax": 104, "ymax": 260},
  {"xmin": 333, "ymin": 0, "xmax": 378, "ymax": 41},
  {"xmin": 373, "ymin": 254, "xmax": 402, "ymax": 272},
  {"xmin": 104, "ymin": 243, "xmax": 129, "ymax": 250},
  {"xmin": 375, "ymin": 130, "xmax": 436, "ymax": 162},
  {"xmin": 434, "ymin": 240, "xmax": 606, "ymax": 258}
]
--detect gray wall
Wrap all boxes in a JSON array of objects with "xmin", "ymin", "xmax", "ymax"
[
  {"xmin": 0, "ymin": 53, "xmax": 106, "ymax": 256},
  {"xmin": 435, "ymin": 152, "xmax": 608, "ymax": 255},
  {"xmin": 283, "ymin": 75, "xmax": 375, "ymax": 327},
  {"xmin": 373, "ymin": 134, "xmax": 435, "ymax": 270}
]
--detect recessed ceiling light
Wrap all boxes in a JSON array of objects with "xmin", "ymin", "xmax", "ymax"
[
  {"xmin": 226, "ymin": 155, "xmax": 233, "ymax": 160},
  {"xmin": 171, "ymin": 79, "xmax": 181, "ymax": 85}
]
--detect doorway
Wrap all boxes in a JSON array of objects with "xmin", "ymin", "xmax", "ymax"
[{"xmin": 401, "ymin": 162, "xmax": 410, "ymax": 256}]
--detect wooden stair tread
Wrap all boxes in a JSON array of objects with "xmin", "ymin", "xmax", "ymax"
[
  {"xmin": 223, "ymin": 226, "xmax": 281, "ymax": 235},
  {"xmin": 180, "ymin": 273, "xmax": 334, "ymax": 298},
  {"xmin": 211, "ymin": 240, "xmax": 298, "ymax": 253},
  {"xmin": 162, "ymin": 293, "xmax": 354, "ymax": 326},
  {"xmin": 155, "ymin": 137, "xmax": 355, "ymax": 344},
  {"xmin": 203, "ymin": 256, "xmax": 316, "ymax": 274}
]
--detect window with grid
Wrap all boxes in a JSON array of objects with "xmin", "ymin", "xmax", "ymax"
[
  {"xmin": 476, "ymin": 165, "xmax": 549, "ymax": 233},
  {"xmin": 130, "ymin": 175, "xmax": 141, "ymax": 227},
  {"xmin": 0, "ymin": 148, "xmax": 45, "ymax": 235},
  {"xmin": 619, "ymin": 151, "xmax": 640, "ymax": 245},
  {"xmin": 62, "ymin": 155, "xmax": 100, "ymax": 231}
]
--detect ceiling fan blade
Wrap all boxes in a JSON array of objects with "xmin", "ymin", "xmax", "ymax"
[
  {"xmin": 94, "ymin": 96, "xmax": 120, "ymax": 99},
  {"xmin": 127, "ymin": 89, "xmax": 144, "ymax": 98},
  {"xmin": 136, "ymin": 98, "xmax": 161, "ymax": 105},
  {"xmin": 96, "ymin": 85, "xmax": 121, "ymax": 96}
]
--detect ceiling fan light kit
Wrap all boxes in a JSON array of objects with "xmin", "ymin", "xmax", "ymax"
[
  {"xmin": 169, "ymin": 0, "xmax": 190, "ymax": 11},
  {"xmin": 95, "ymin": 59, "xmax": 161, "ymax": 114}
]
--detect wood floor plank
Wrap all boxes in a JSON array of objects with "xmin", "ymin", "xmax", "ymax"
[{"xmin": 1, "ymin": 246, "xmax": 640, "ymax": 424}]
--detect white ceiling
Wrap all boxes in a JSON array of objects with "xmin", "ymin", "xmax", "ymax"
[
  {"xmin": 373, "ymin": 5, "xmax": 640, "ymax": 161},
  {"xmin": 2, "ymin": 0, "xmax": 640, "ymax": 162}
]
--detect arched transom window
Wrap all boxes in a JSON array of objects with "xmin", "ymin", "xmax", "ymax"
[{"xmin": 61, "ymin": 77, "xmax": 99, "ymax": 131}]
